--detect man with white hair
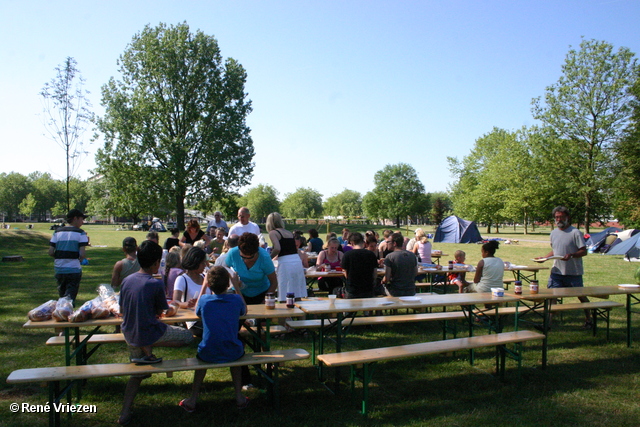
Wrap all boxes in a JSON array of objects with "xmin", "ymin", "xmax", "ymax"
[{"xmin": 206, "ymin": 211, "xmax": 229, "ymax": 235}]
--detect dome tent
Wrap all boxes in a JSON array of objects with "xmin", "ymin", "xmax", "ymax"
[{"xmin": 434, "ymin": 215, "xmax": 483, "ymax": 244}]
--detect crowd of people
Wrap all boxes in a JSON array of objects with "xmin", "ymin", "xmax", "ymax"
[{"xmin": 46, "ymin": 205, "xmax": 587, "ymax": 423}]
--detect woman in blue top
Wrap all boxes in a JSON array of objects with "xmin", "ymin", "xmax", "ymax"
[
  {"xmin": 225, "ymin": 232, "xmax": 278, "ymax": 304},
  {"xmin": 179, "ymin": 267, "xmax": 249, "ymax": 412}
]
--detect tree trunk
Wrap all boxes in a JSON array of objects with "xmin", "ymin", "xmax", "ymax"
[
  {"xmin": 584, "ymin": 192, "xmax": 591, "ymax": 234},
  {"xmin": 176, "ymin": 193, "xmax": 186, "ymax": 232}
]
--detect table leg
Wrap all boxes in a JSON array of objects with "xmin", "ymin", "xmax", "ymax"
[
  {"xmin": 542, "ymin": 299, "xmax": 549, "ymax": 369},
  {"xmin": 627, "ymin": 293, "xmax": 632, "ymax": 347}
]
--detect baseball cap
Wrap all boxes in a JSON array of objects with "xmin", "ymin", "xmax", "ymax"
[
  {"xmin": 123, "ymin": 237, "xmax": 137, "ymax": 249},
  {"xmin": 67, "ymin": 209, "xmax": 88, "ymax": 220}
]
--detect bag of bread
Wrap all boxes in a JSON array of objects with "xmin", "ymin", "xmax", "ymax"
[
  {"xmin": 27, "ymin": 300, "xmax": 57, "ymax": 322},
  {"xmin": 52, "ymin": 296, "xmax": 74, "ymax": 322},
  {"xmin": 69, "ymin": 297, "xmax": 98, "ymax": 323},
  {"xmin": 97, "ymin": 284, "xmax": 120, "ymax": 316},
  {"xmin": 91, "ymin": 297, "xmax": 111, "ymax": 319}
]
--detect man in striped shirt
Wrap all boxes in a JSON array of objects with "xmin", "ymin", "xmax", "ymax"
[{"xmin": 48, "ymin": 209, "xmax": 89, "ymax": 304}]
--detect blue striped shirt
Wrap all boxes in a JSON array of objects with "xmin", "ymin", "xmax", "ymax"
[{"xmin": 50, "ymin": 226, "xmax": 89, "ymax": 274}]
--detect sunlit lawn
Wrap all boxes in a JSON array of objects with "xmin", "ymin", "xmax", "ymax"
[{"xmin": 1, "ymin": 223, "xmax": 639, "ymax": 426}]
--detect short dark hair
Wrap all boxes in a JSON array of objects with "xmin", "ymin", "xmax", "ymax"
[
  {"xmin": 238, "ymin": 232, "xmax": 259, "ymax": 256},
  {"xmin": 169, "ymin": 228, "xmax": 179, "ymax": 236},
  {"xmin": 365, "ymin": 235, "xmax": 378, "ymax": 246},
  {"xmin": 308, "ymin": 228, "xmax": 319, "ymax": 238},
  {"xmin": 146, "ymin": 231, "xmax": 159, "ymax": 242},
  {"xmin": 390, "ymin": 232, "xmax": 404, "ymax": 247},
  {"xmin": 207, "ymin": 266, "xmax": 231, "ymax": 295},
  {"xmin": 181, "ymin": 247, "xmax": 207, "ymax": 270},
  {"xmin": 552, "ymin": 206, "xmax": 570, "ymax": 218},
  {"xmin": 482, "ymin": 240, "xmax": 500, "ymax": 256},
  {"xmin": 227, "ymin": 235, "xmax": 240, "ymax": 248},
  {"xmin": 349, "ymin": 232, "xmax": 364, "ymax": 246},
  {"xmin": 137, "ymin": 240, "xmax": 163, "ymax": 269}
]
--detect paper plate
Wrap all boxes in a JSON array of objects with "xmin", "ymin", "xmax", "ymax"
[
  {"xmin": 618, "ymin": 284, "xmax": 640, "ymax": 288},
  {"xmin": 399, "ymin": 296, "xmax": 421, "ymax": 302}
]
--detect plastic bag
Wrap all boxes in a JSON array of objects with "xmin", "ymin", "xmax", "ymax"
[
  {"xmin": 69, "ymin": 296, "xmax": 102, "ymax": 323},
  {"xmin": 27, "ymin": 300, "xmax": 57, "ymax": 322},
  {"xmin": 52, "ymin": 296, "xmax": 74, "ymax": 322},
  {"xmin": 97, "ymin": 284, "xmax": 120, "ymax": 316}
]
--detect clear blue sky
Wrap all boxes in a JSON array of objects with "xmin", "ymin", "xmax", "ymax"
[{"xmin": 1, "ymin": 0, "xmax": 639, "ymax": 202}]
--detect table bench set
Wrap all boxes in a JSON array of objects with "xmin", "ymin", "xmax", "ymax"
[{"xmin": 7, "ymin": 281, "xmax": 640, "ymax": 423}]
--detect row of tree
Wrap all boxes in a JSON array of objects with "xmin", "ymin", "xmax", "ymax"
[{"xmin": 448, "ymin": 38, "xmax": 640, "ymax": 233}]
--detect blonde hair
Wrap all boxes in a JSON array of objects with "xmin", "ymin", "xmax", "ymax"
[
  {"xmin": 454, "ymin": 250, "xmax": 466, "ymax": 260},
  {"xmin": 193, "ymin": 240, "xmax": 207, "ymax": 250},
  {"xmin": 266, "ymin": 212, "xmax": 285, "ymax": 232},
  {"xmin": 415, "ymin": 228, "xmax": 428, "ymax": 244}
]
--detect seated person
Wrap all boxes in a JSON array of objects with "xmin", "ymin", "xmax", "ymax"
[
  {"xmin": 163, "ymin": 228, "xmax": 180, "ymax": 251},
  {"xmin": 118, "ymin": 240, "xmax": 193, "ymax": 425},
  {"xmin": 411, "ymin": 228, "xmax": 432, "ymax": 263},
  {"xmin": 306, "ymin": 228, "xmax": 323, "ymax": 253},
  {"xmin": 111, "ymin": 237, "xmax": 140, "ymax": 290},
  {"xmin": 316, "ymin": 237, "xmax": 344, "ymax": 294},
  {"xmin": 471, "ymin": 241, "xmax": 504, "ymax": 293},
  {"xmin": 209, "ymin": 228, "xmax": 226, "ymax": 258},
  {"xmin": 382, "ymin": 232, "xmax": 418, "ymax": 297},
  {"xmin": 448, "ymin": 250, "xmax": 471, "ymax": 293},
  {"xmin": 146, "ymin": 231, "xmax": 159, "ymax": 245},
  {"xmin": 164, "ymin": 247, "xmax": 184, "ymax": 298},
  {"xmin": 341, "ymin": 232, "xmax": 379, "ymax": 298},
  {"xmin": 179, "ymin": 266, "xmax": 249, "ymax": 412}
]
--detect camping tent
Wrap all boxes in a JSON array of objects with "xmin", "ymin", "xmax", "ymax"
[
  {"xmin": 585, "ymin": 227, "xmax": 622, "ymax": 252},
  {"xmin": 605, "ymin": 233, "xmax": 640, "ymax": 259},
  {"xmin": 604, "ymin": 229, "xmax": 639, "ymax": 254},
  {"xmin": 434, "ymin": 215, "xmax": 483, "ymax": 243}
]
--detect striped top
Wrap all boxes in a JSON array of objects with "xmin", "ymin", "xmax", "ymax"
[{"xmin": 50, "ymin": 226, "xmax": 89, "ymax": 274}]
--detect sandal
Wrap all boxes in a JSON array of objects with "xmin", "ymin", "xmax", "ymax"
[
  {"xmin": 237, "ymin": 396, "xmax": 250, "ymax": 409},
  {"xmin": 131, "ymin": 354, "xmax": 163, "ymax": 365},
  {"xmin": 179, "ymin": 399, "xmax": 196, "ymax": 413}
]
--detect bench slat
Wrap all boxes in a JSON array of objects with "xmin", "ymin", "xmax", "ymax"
[
  {"xmin": 317, "ymin": 331, "xmax": 544, "ymax": 367},
  {"xmin": 46, "ymin": 333, "xmax": 125, "ymax": 346},
  {"xmin": 6, "ymin": 348, "xmax": 310, "ymax": 384},
  {"xmin": 287, "ymin": 311, "xmax": 467, "ymax": 330},
  {"xmin": 475, "ymin": 301, "xmax": 623, "ymax": 317}
]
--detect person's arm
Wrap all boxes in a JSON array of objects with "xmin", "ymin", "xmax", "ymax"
[
  {"xmin": 562, "ymin": 246, "xmax": 587, "ymax": 261},
  {"xmin": 78, "ymin": 246, "xmax": 86, "ymax": 262},
  {"xmin": 299, "ymin": 251, "xmax": 309, "ymax": 268},
  {"xmin": 179, "ymin": 234, "xmax": 188, "ymax": 247},
  {"xmin": 266, "ymin": 271, "xmax": 278, "ymax": 294},
  {"xmin": 316, "ymin": 250, "xmax": 326, "ymax": 267},
  {"xmin": 111, "ymin": 260, "xmax": 123, "ymax": 288},
  {"xmin": 269, "ymin": 230, "xmax": 281, "ymax": 259},
  {"xmin": 473, "ymin": 259, "xmax": 485, "ymax": 284},
  {"xmin": 48, "ymin": 245, "xmax": 55, "ymax": 257},
  {"xmin": 173, "ymin": 276, "xmax": 191, "ymax": 309},
  {"xmin": 382, "ymin": 264, "xmax": 392, "ymax": 285}
]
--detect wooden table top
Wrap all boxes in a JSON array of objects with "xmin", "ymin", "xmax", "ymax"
[
  {"xmin": 505, "ymin": 285, "xmax": 640, "ymax": 301},
  {"xmin": 23, "ymin": 304, "xmax": 304, "ymax": 329},
  {"xmin": 295, "ymin": 292, "xmax": 519, "ymax": 315}
]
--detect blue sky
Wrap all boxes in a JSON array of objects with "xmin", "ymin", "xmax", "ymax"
[{"xmin": 1, "ymin": 0, "xmax": 639, "ymax": 202}]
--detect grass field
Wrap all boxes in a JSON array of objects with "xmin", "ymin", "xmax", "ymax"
[{"xmin": 1, "ymin": 223, "xmax": 640, "ymax": 426}]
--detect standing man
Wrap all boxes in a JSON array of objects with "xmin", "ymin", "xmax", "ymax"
[
  {"xmin": 341, "ymin": 232, "xmax": 379, "ymax": 298},
  {"xmin": 228, "ymin": 207, "xmax": 261, "ymax": 237},
  {"xmin": 382, "ymin": 232, "xmax": 418, "ymax": 297},
  {"xmin": 206, "ymin": 211, "xmax": 229, "ymax": 235},
  {"xmin": 537, "ymin": 206, "xmax": 592, "ymax": 327},
  {"xmin": 48, "ymin": 209, "xmax": 89, "ymax": 304}
]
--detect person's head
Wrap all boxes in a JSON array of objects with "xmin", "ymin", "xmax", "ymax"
[
  {"xmin": 180, "ymin": 243, "xmax": 193, "ymax": 260},
  {"xmin": 208, "ymin": 227, "xmax": 217, "ymax": 237},
  {"xmin": 266, "ymin": 212, "xmax": 285, "ymax": 232},
  {"xmin": 165, "ymin": 248, "xmax": 182, "ymax": 269},
  {"xmin": 308, "ymin": 228, "xmax": 319, "ymax": 239},
  {"xmin": 415, "ymin": 228, "xmax": 428, "ymax": 243},
  {"xmin": 237, "ymin": 207, "xmax": 250, "ymax": 225},
  {"xmin": 214, "ymin": 211, "xmax": 223, "ymax": 221},
  {"xmin": 238, "ymin": 232, "xmax": 260, "ymax": 257},
  {"xmin": 326, "ymin": 237, "xmax": 340, "ymax": 254},
  {"xmin": 342, "ymin": 228, "xmax": 349, "ymax": 239},
  {"xmin": 325, "ymin": 232, "xmax": 337, "ymax": 243},
  {"xmin": 552, "ymin": 206, "xmax": 571, "ymax": 230},
  {"xmin": 227, "ymin": 235, "xmax": 240, "ymax": 249},
  {"xmin": 137, "ymin": 240, "xmax": 163, "ymax": 271},
  {"xmin": 481, "ymin": 240, "xmax": 500, "ymax": 257},
  {"xmin": 146, "ymin": 231, "xmax": 159, "ymax": 244},
  {"xmin": 182, "ymin": 247, "xmax": 207, "ymax": 272},
  {"xmin": 349, "ymin": 232, "xmax": 364, "ymax": 247},
  {"xmin": 294, "ymin": 233, "xmax": 303, "ymax": 249},
  {"xmin": 170, "ymin": 228, "xmax": 180, "ymax": 238},
  {"xmin": 383, "ymin": 229, "xmax": 393, "ymax": 241},
  {"xmin": 122, "ymin": 237, "xmax": 137, "ymax": 255},
  {"xmin": 206, "ymin": 266, "xmax": 231, "ymax": 295},
  {"xmin": 66, "ymin": 209, "xmax": 87, "ymax": 227},
  {"xmin": 454, "ymin": 250, "xmax": 466, "ymax": 263},
  {"xmin": 215, "ymin": 228, "xmax": 225, "ymax": 240},
  {"xmin": 390, "ymin": 232, "xmax": 404, "ymax": 249},
  {"xmin": 365, "ymin": 235, "xmax": 378, "ymax": 251},
  {"xmin": 193, "ymin": 239, "xmax": 207, "ymax": 250},
  {"xmin": 186, "ymin": 219, "xmax": 200, "ymax": 233}
]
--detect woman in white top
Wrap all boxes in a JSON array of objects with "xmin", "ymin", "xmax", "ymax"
[
  {"xmin": 472, "ymin": 240, "xmax": 504, "ymax": 293},
  {"xmin": 173, "ymin": 247, "xmax": 211, "ymax": 309},
  {"xmin": 411, "ymin": 228, "xmax": 432, "ymax": 263}
]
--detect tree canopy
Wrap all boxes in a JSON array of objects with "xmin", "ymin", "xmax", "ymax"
[
  {"xmin": 323, "ymin": 189, "xmax": 362, "ymax": 218},
  {"xmin": 239, "ymin": 184, "xmax": 280, "ymax": 223},
  {"xmin": 532, "ymin": 38, "xmax": 638, "ymax": 232},
  {"xmin": 96, "ymin": 22, "xmax": 254, "ymax": 229},
  {"xmin": 281, "ymin": 188, "xmax": 323, "ymax": 219}
]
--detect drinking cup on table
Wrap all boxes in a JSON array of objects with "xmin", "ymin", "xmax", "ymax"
[{"xmin": 328, "ymin": 295, "xmax": 337, "ymax": 304}]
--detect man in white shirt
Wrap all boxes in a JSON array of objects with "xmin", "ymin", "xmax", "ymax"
[{"xmin": 228, "ymin": 207, "xmax": 261, "ymax": 237}]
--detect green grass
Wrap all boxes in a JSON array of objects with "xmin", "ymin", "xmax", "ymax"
[{"xmin": 1, "ymin": 224, "xmax": 640, "ymax": 426}]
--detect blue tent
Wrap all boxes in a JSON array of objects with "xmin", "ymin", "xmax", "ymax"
[
  {"xmin": 434, "ymin": 215, "xmax": 483, "ymax": 243},
  {"xmin": 585, "ymin": 227, "xmax": 622, "ymax": 251},
  {"xmin": 605, "ymin": 233, "xmax": 640, "ymax": 259}
]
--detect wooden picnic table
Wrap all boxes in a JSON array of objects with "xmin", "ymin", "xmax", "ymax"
[
  {"xmin": 506, "ymin": 285, "xmax": 640, "ymax": 368},
  {"xmin": 24, "ymin": 304, "xmax": 304, "ymax": 366}
]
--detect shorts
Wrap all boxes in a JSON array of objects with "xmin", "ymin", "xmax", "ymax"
[
  {"xmin": 547, "ymin": 273, "xmax": 584, "ymax": 289},
  {"xmin": 128, "ymin": 325, "xmax": 193, "ymax": 359}
]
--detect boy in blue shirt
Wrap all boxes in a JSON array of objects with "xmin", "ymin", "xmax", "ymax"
[{"xmin": 179, "ymin": 266, "xmax": 249, "ymax": 412}]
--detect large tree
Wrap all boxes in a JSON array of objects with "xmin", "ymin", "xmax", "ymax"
[
  {"xmin": 40, "ymin": 57, "xmax": 93, "ymax": 212},
  {"xmin": 323, "ymin": 189, "xmax": 362, "ymax": 218},
  {"xmin": 281, "ymin": 188, "xmax": 323, "ymax": 219},
  {"xmin": 0, "ymin": 173, "xmax": 32, "ymax": 221},
  {"xmin": 363, "ymin": 163, "xmax": 425, "ymax": 228},
  {"xmin": 96, "ymin": 22, "xmax": 254, "ymax": 230},
  {"xmin": 532, "ymin": 38, "xmax": 638, "ymax": 233},
  {"xmin": 239, "ymin": 184, "xmax": 280, "ymax": 223}
]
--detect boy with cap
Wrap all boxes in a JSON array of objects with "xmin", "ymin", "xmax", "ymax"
[
  {"xmin": 111, "ymin": 237, "xmax": 140, "ymax": 289},
  {"xmin": 48, "ymin": 209, "xmax": 89, "ymax": 304}
]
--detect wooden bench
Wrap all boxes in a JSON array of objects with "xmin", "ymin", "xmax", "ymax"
[
  {"xmin": 6, "ymin": 348, "xmax": 310, "ymax": 427},
  {"xmin": 287, "ymin": 311, "xmax": 468, "ymax": 363},
  {"xmin": 475, "ymin": 300, "xmax": 624, "ymax": 339},
  {"xmin": 317, "ymin": 331, "xmax": 544, "ymax": 415}
]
